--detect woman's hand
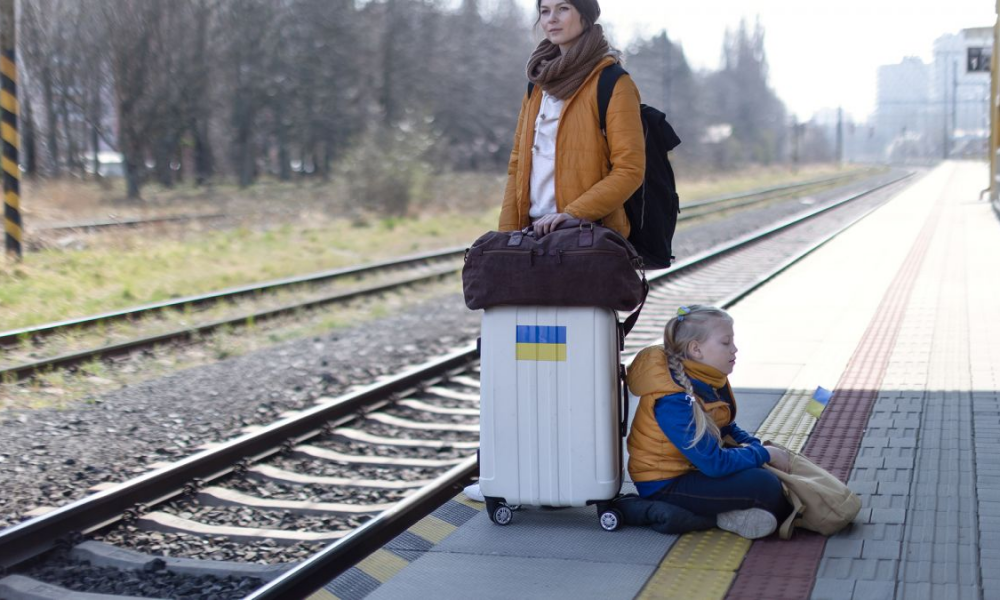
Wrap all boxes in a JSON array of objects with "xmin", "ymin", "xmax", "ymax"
[
  {"xmin": 532, "ymin": 212, "xmax": 571, "ymax": 237},
  {"xmin": 764, "ymin": 444, "xmax": 792, "ymax": 473}
]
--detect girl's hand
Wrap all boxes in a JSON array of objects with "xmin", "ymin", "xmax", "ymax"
[
  {"xmin": 532, "ymin": 212, "xmax": 571, "ymax": 237},
  {"xmin": 764, "ymin": 445, "xmax": 792, "ymax": 473}
]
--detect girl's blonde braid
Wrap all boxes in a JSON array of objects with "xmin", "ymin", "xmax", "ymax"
[{"xmin": 664, "ymin": 307, "xmax": 724, "ymax": 448}]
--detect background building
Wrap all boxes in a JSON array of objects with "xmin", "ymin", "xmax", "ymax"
[{"xmin": 873, "ymin": 27, "xmax": 992, "ymax": 162}]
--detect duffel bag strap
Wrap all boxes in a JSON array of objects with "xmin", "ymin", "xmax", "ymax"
[{"xmin": 620, "ymin": 277, "xmax": 648, "ymax": 337}]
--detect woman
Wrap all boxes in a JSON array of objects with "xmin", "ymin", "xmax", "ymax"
[
  {"xmin": 464, "ymin": 2, "xmax": 643, "ymax": 504},
  {"xmin": 499, "ymin": 0, "xmax": 644, "ymax": 239}
]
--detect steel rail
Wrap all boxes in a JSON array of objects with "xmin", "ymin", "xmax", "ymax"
[
  {"xmin": 0, "ymin": 245, "xmax": 466, "ymax": 347},
  {"xmin": 648, "ymin": 172, "xmax": 913, "ymax": 282},
  {"xmin": 35, "ymin": 212, "xmax": 229, "ymax": 233},
  {"xmin": 1, "ymin": 265, "xmax": 459, "ymax": 381},
  {"xmin": 0, "ymin": 171, "xmax": 914, "ymax": 577},
  {"xmin": 0, "ymin": 346, "xmax": 479, "ymax": 569},
  {"xmin": 679, "ymin": 169, "xmax": 870, "ymax": 211},
  {"xmin": 245, "ymin": 456, "xmax": 478, "ymax": 600}
]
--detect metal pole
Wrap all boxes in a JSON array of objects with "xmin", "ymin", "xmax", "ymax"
[
  {"xmin": 836, "ymin": 107, "xmax": 844, "ymax": 164},
  {"xmin": 952, "ymin": 59, "xmax": 959, "ymax": 157},
  {"xmin": 992, "ymin": 4, "xmax": 1000, "ymax": 199},
  {"xmin": 943, "ymin": 60, "xmax": 950, "ymax": 159},
  {"xmin": 1, "ymin": 0, "xmax": 21, "ymax": 260}
]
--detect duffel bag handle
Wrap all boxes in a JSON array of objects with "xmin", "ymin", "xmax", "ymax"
[{"xmin": 522, "ymin": 219, "xmax": 596, "ymax": 247}]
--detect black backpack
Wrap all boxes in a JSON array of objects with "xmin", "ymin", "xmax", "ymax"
[{"xmin": 527, "ymin": 65, "xmax": 681, "ymax": 270}]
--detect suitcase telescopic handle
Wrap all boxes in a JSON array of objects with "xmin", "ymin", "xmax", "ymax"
[{"xmin": 620, "ymin": 364, "xmax": 629, "ymax": 438}]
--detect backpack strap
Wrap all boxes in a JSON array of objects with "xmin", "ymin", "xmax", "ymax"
[
  {"xmin": 597, "ymin": 63, "xmax": 627, "ymax": 136},
  {"xmin": 526, "ymin": 62, "xmax": 627, "ymax": 129}
]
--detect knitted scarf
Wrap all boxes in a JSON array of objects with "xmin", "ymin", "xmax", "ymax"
[{"xmin": 526, "ymin": 24, "xmax": 611, "ymax": 100}]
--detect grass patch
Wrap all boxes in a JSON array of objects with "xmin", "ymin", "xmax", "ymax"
[
  {"xmin": 679, "ymin": 163, "xmax": 871, "ymax": 203},
  {"xmin": 0, "ymin": 210, "xmax": 498, "ymax": 330}
]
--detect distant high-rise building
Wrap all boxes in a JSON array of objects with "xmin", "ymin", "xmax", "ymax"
[
  {"xmin": 932, "ymin": 28, "xmax": 992, "ymax": 158},
  {"xmin": 873, "ymin": 27, "xmax": 992, "ymax": 162},
  {"xmin": 875, "ymin": 57, "xmax": 931, "ymax": 161}
]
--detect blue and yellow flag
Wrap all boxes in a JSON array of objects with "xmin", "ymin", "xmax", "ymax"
[
  {"xmin": 515, "ymin": 325, "xmax": 567, "ymax": 362},
  {"xmin": 806, "ymin": 386, "xmax": 833, "ymax": 419}
]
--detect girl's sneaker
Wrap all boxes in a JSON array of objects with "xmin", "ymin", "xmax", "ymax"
[{"xmin": 716, "ymin": 508, "xmax": 777, "ymax": 539}]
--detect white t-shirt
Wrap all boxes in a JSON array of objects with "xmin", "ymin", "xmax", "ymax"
[{"xmin": 528, "ymin": 91, "xmax": 564, "ymax": 218}]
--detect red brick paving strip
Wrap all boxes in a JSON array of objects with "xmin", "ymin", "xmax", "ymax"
[{"xmin": 724, "ymin": 198, "xmax": 944, "ymax": 600}]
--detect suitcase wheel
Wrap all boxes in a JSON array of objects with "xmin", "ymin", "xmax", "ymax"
[
  {"xmin": 489, "ymin": 503, "xmax": 514, "ymax": 526},
  {"xmin": 599, "ymin": 508, "xmax": 623, "ymax": 531}
]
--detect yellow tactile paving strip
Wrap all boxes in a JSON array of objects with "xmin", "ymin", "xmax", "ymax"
[
  {"xmin": 407, "ymin": 515, "xmax": 456, "ymax": 544},
  {"xmin": 355, "ymin": 550, "xmax": 411, "ymax": 582},
  {"xmin": 752, "ymin": 389, "xmax": 817, "ymax": 452},
  {"xmin": 635, "ymin": 388, "xmax": 817, "ymax": 600},
  {"xmin": 305, "ymin": 494, "xmax": 476, "ymax": 600}
]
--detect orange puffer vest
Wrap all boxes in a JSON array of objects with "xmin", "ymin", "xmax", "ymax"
[{"xmin": 626, "ymin": 345, "xmax": 738, "ymax": 483}]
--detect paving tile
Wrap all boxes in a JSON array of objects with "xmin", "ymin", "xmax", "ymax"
[
  {"xmin": 841, "ymin": 522, "xmax": 904, "ymax": 542},
  {"xmin": 863, "ymin": 495, "xmax": 907, "ymax": 510},
  {"xmin": 817, "ymin": 557, "xmax": 898, "ymax": 581},
  {"xmin": 875, "ymin": 482, "xmax": 910, "ymax": 496},
  {"xmin": 851, "ymin": 580, "xmax": 896, "ymax": 600},
  {"xmin": 810, "ymin": 578, "xmax": 855, "ymax": 600},
  {"xmin": 824, "ymin": 539, "xmax": 864, "ymax": 559},
  {"xmin": 849, "ymin": 481, "xmax": 878, "ymax": 495},
  {"xmin": 860, "ymin": 540, "xmax": 900, "ymax": 560},
  {"xmin": 868, "ymin": 509, "xmax": 906, "ymax": 525}
]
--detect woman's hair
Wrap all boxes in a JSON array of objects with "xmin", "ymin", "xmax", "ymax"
[
  {"xmin": 535, "ymin": 0, "xmax": 601, "ymax": 29},
  {"xmin": 663, "ymin": 305, "xmax": 733, "ymax": 448}
]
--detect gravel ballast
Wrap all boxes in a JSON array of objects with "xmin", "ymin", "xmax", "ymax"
[
  {"xmin": 20, "ymin": 550, "xmax": 263, "ymax": 600},
  {"xmin": 0, "ymin": 295, "xmax": 480, "ymax": 529}
]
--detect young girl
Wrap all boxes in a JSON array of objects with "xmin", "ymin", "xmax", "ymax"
[{"xmin": 625, "ymin": 305, "xmax": 793, "ymax": 539}]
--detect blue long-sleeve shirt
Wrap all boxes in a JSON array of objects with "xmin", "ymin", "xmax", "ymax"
[{"xmin": 634, "ymin": 378, "xmax": 769, "ymax": 497}]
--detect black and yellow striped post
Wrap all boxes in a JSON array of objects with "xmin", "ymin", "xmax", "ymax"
[{"xmin": 1, "ymin": 0, "xmax": 20, "ymax": 259}]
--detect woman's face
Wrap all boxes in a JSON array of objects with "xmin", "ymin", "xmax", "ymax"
[{"xmin": 539, "ymin": 1, "xmax": 586, "ymax": 54}]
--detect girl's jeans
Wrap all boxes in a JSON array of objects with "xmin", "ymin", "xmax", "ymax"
[{"xmin": 651, "ymin": 467, "xmax": 792, "ymax": 520}]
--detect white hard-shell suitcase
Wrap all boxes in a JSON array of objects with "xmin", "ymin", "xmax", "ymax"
[{"xmin": 478, "ymin": 305, "xmax": 627, "ymax": 530}]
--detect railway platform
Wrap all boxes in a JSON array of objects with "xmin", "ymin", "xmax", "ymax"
[{"xmin": 307, "ymin": 161, "xmax": 1000, "ymax": 600}]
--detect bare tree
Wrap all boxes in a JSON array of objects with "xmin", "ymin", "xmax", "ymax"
[{"xmin": 100, "ymin": 0, "xmax": 171, "ymax": 199}]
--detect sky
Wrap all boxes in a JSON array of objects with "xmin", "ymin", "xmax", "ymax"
[{"xmin": 512, "ymin": 0, "xmax": 997, "ymax": 122}]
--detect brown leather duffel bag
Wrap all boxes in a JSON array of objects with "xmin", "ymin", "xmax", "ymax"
[{"xmin": 462, "ymin": 219, "xmax": 646, "ymax": 313}]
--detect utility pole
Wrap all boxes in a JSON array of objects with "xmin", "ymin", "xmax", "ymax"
[
  {"xmin": 952, "ymin": 59, "xmax": 959, "ymax": 157},
  {"xmin": 1, "ymin": 0, "xmax": 20, "ymax": 260},
  {"xmin": 663, "ymin": 34, "xmax": 672, "ymax": 115},
  {"xmin": 790, "ymin": 117, "xmax": 801, "ymax": 173},
  {"xmin": 943, "ymin": 60, "xmax": 951, "ymax": 159},
  {"xmin": 836, "ymin": 107, "xmax": 844, "ymax": 164},
  {"xmin": 991, "ymin": 0, "xmax": 999, "ymax": 200}
]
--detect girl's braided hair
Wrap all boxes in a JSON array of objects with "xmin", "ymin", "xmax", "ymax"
[{"xmin": 664, "ymin": 305, "xmax": 733, "ymax": 448}]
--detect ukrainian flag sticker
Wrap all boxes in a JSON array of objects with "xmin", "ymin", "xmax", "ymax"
[{"xmin": 515, "ymin": 325, "xmax": 567, "ymax": 361}]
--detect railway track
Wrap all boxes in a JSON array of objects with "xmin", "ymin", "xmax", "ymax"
[
  {"xmin": 1, "ymin": 169, "xmax": 880, "ymax": 386},
  {"xmin": 0, "ymin": 170, "xmax": 915, "ymax": 600}
]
